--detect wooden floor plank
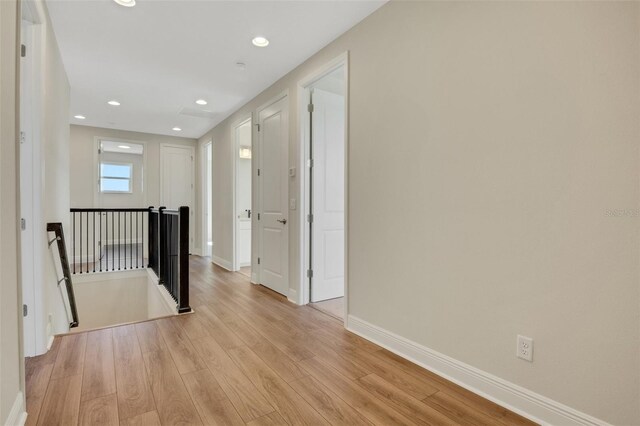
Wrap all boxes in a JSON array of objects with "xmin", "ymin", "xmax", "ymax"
[
  {"xmin": 182, "ymin": 369, "xmax": 245, "ymax": 425},
  {"xmin": 82, "ymin": 329, "xmax": 116, "ymax": 401},
  {"xmin": 119, "ymin": 411, "xmax": 161, "ymax": 426},
  {"xmin": 298, "ymin": 356, "xmax": 418, "ymax": 425},
  {"xmin": 25, "ymin": 361, "xmax": 53, "ymax": 426},
  {"xmin": 191, "ymin": 335, "xmax": 274, "ymax": 422},
  {"xmin": 344, "ymin": 346, "xmax": 439, "ymax": 400},
  {"xmin": 112, "ymin": 325, "xmax": 156, "ymax": 421},
  {"xmin": 422, "ymin": 391, "xmax": 505, "ymax": 426},
  {"xmin": 156, "ymin": 317, "xmax": 206, "ymax": 374},
  {"xmin": 227, "ymin": 345, "xmax": 329, "ymax": 425},
  {"xmin": 357, "ymin": 373, "xmax": 459, "ymax": 425},
  {"xmin": 176, "ymin": 312, "xmax": 209, "ymax": 340},
  {"xmin": 197, "ymin": 305, "xmax": 246, "ymax": 349},
  {"xmin": 78, "ymin": 393, "xmax": 119, "ymax": 426},
  {"xmin": 142, "ymin": 349, "xmax": 203, "ymax": 426},
  {"xmin": 134, "ymin": 321, "xmax": 167, "ymax": 354},
  {"xmin": 245, "ymin": 411, "xmax": 287, "ymax": 426},
  {"xmin": 37, "ymin": 374, "xmax": 82, "ymax": 426},
  {"xmin": 51, "ymin": 332, "xmax": 87, "ymax": 379},
  {"xmin": 289, "ymin": 375, "xmax": 372, "ymax": 425},
  {"xmin": 248, "ymin": 339, "xmax": 308, "ymax": 384}
]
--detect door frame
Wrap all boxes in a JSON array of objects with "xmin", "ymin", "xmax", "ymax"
[
  {"xmin": 20, "ymin": 0, "xmax": 46, "ymax": 356},
  {"xmin": 231, "ymin": 115, "xmax": 252, "ymax": 271},
  {"xmin": 296, "ymin": 52, "xmax": 349, "ymax": 324},
  {"xmin": 200, "ymin": 139, "xmax": 212, "ymax": 257},
  {"xmin": 254, "ymin": 90, "xmax": 289, "ymax": 289},
  {"xmin": 92, "ymin": 137, "xmax": 148, "ymax": 207},
  {"xmin": 159, "ymin": 143, "xmax": 196, "ymax": 253}
]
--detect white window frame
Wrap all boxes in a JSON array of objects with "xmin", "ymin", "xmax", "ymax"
[{"xmin": 99, "ymin": 161, "xmax": 134, "ymax": 194}]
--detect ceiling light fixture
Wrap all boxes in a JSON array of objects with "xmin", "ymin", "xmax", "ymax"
[
  {"xmin": 74, "ymin": 115, "xmax": 86, "ymax": 120},
  {"xmin": 252, "ymin": 36, "xmax": 269, "ymax": 47},
  {"xmin": 113, "ymin": 0, "xmax": 136, "ymax": 7},
  {"xmin": 107, "ymin": 100, "xmax": 121, "ymax": 106},
  {"xmin": 118, "ymin": 145, "xmax": 131, "ymax": 149},
  {"xmin": 195, "ymin": 99, "xmax": 208, "ymax": 106},
  {"xmin": 172, "ymin": 127, "xmax": 182, "ymax": 132}
]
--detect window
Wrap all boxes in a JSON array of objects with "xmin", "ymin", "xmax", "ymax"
[{"xmin": 100, "ymin": 162, "xmax": 132, "ymax": 193}]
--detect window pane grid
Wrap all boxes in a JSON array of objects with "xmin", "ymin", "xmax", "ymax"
[{"xmin": 100, "ymin": 162, "xmax": 132, "ymax": 193}]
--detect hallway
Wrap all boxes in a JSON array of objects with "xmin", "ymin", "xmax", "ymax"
[{"xmin": 25, "ymin": 257, "xmax": 533, "ymax": 426}]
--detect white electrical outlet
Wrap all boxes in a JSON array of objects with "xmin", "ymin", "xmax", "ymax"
[{"xmin": 517, "ymin": 335, "xmax": 533, "ymax": 362}]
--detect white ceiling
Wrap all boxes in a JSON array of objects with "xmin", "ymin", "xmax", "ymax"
[{"xmin": 46, "ymin": 0, "xmax": 386, "ymax": 139}]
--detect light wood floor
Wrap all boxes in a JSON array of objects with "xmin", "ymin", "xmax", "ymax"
[
  {"xmin": 310, "ymin": 297, "xmax": 344, "ymax": 320},
  {"xmin": 25, "ymin": 256, "xmax": 536, "ymax": 426}
]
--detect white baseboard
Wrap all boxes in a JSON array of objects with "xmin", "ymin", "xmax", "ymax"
[
  {"xmin": 5, "ymin": 392, "xmax": 26, "ymax": 426},
  {"xmin": 288, "ymin": 288, "xmax": 301, "ymax": 305},
  {"xmin": 211, "ymin": 255, "xmax": 233, "ymax": 271},
  {"xmin": 346, "ymin": 315, "xmax": 609, "ymax": 426}
]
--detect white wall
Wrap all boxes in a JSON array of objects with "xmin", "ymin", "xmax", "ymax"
[
  {"xmin": 0, "ymin": 0, "xmax": 25, "ymax": 423},
  {"xmin": 198, "ymin": 2, "xmax": 640, "ymax": 424}
]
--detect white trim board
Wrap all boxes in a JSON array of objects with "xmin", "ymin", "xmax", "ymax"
[
  {"xmin": 211, "ymin": 255, "xmax": 233, "ymax": 271},
  {"xmin": 346, "ymin": 315, "xmax": 610, "ymax": 426},
  {"xmin": 5, "ymin": 392, "xmax": 27, "ymax": 426}
]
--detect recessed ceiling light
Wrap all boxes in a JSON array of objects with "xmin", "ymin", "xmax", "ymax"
[
  {"xmin": 118, "ymin": 145, "xmax": 131, "ymax": 149},
  {"xmin": 195, "ymin": 99, "xmax": 208, "ymax": 106},
  {"xmin": 107, "ymin": 100, "xmax": 120, "ymax": 106},
  {"xmin": 172, "ymin": 127, "xmax": 182, "ymax": 132},
  {"xmin": 113, "ymin": 0, "xmax": 135, "ymax": 7},
  {"xmin": 74, "ymin": 115, "xmax": 86, "ymax": 120},
  {"xmin": 252, "ymin": 36, "xmax": 269, "ymax": 47}
]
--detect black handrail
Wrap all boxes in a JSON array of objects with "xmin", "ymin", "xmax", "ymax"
[
  {"xmin": 47, "ymin": 223, "xmax": 79, "ymax": 328},
  {"xmin": 149, "ymin": 206, "xmax": 190, "ymax": 313}
]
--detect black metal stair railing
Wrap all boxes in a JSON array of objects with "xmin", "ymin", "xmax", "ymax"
[
  {"xmin": 148, "ymin": 206, "xmax": 191, "ymax": 313},
  {"xmin": 69, "ymin": 208, "xmax": 150, "ymax": 274},
  {"xmin": 68, "ymin": 206, "xmax": 191, "ymax": 315}
]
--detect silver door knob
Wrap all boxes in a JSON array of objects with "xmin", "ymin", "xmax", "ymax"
[{"xmin": 277, "ymin": 219, "xmax": 287, "ymax": 225}]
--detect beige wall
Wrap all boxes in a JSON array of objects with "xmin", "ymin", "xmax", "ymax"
[
  {"xmin": 199, "ymin": 2, "xmax": 640, "ymax": 423},
  {"xmin": 0, "ymin": 0, "xmax": 23, "ymax": 422},
  {"xmin": 70, "ymin": 125, "xmax": 197, "ymax": 209}
]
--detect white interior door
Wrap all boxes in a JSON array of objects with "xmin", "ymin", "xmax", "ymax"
[
  {"xmin": 310, "ymin": 88, "xmax": 345, "ymax": 302},
  {"xmin": 258, "ymin": 96, "xmax": 289, "ymax": 296},
  {"xmin": 161, "ymin": 145, "xmax": 195, "ymax": 252}
]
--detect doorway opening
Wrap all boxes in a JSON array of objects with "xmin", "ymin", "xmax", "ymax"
[
  {"xmin": 233, "ymin": 118, "xmax": 252, "ymax": 276},
  {"xmin": 299, "ymin": 57, "xmax": 347, "ymax": 321},
  {"xmin": 202, "ymin": 140, "xmax": 213, "ymax": 257}
]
